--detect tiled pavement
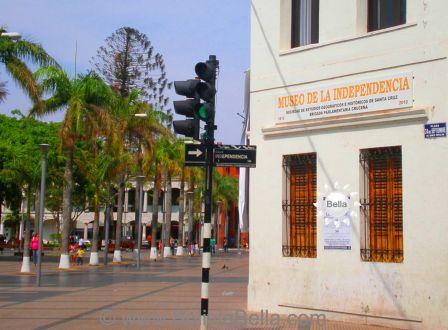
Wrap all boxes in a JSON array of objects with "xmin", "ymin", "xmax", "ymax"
[{"xmin": 0, "ymin": 251, "xmax": 400, "ymax": 329}]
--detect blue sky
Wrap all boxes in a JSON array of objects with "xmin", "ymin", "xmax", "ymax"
[{"xmin": 0, "ymin": 0, "xmax": 250, "ymax": 144}]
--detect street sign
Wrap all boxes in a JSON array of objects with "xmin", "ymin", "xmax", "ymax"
[
  {"xmin": 214, "ymin": 145, "xmax": 256, "ymax": 168},
  {"xmin": 424, "ymin": 122, "xmax": 446, "ymax": 139},
  {"xmin": 185, "ymin": 144, "xmax": 206, "ymax": 166}
]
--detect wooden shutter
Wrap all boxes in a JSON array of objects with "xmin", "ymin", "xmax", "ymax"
[
  {"xmin": 368, "ymin": 147, "xmax": 403, "ymax": 262},
  {"xmin": 287, "ymin": 154, "xmax": 317, "ymax": 258}
]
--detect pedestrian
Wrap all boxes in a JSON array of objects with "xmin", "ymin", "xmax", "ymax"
[
  {"xmin": 210, "ymin": 237, "xmax": 216, "ymax": 254},
  {"xmin": 78, "ymin": 237, "xmax": 84, "ymax": 250},
  {"xmin": 69, "ymin": 243, "xmax": 77, "ymax": 265},
  {"xmin": 223, "ymin": 237, "xmax": 228, "ymax": 253},
  {"xmin": 30, "ymin": 233, "xmax": 39, "ymax": 266},
  {"xmin": 76, "ymin": 246, "xmax": 84, "ymax": 265},
  {"xmin": 170, "ymin": 236, "xmax": 175, "ymax": 255},
  {"xmin": 0, "ymin": 235, "xmax": 5, "ymax": 254},
  {"xmin": 157, "ymin": 240, "xmax": 162, "ymax": 256}
]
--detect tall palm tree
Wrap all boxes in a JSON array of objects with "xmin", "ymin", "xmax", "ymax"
[
  {"xmin": 109, "ymin": 91, "xmax": 168, "ymax": 262},
  {"xmin": 0, "ymin": 28, "xmax": 57, "ymax": 110},
  {"xmin": 213, "ymin": 170, "xmax": 238, "ymax": 248},
  {"xmin": 76, "ymin": 139, "xmax": 118, "ymax": 265},
  {"xmin": 156, "ymin": 137, "xmax": 182, "ymax": 257},
  {"xmin": 34, "ymin": 67, "xmax": 113, "ymax": 269}
]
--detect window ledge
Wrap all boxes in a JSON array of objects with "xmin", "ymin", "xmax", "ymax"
[
  {"xmin": 280, "ymin": 22, "xmax": 418, "ymax": 56},
  {"xmin": 262, "ymin": 106, "xmax": 430, "ymax": 137}
]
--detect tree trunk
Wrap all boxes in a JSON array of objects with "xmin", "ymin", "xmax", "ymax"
[
  {"xmin": 59, "ymin": 147, "xmax": 73, "ymax": 268},
  {"xmin": 114, "ymin": 173, "xmax": 125, "ymax": 261},
  {"xmin": 164, "ymin": 172, "xmax": 172, "ymax": 256},
  {"xmin": 178, "ymin": 170, "xmax": 185, "ymax": 247},
  {"xmin": 150, "ymin": 170, "xmax": 160, "ymax": 250},
  {"xmin": 89, "ymin": 189, "xmax": 100, "ymax": 265}
]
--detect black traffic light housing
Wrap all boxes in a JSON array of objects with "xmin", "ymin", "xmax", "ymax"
[
  {"xmin": 173, "ymin": 80, "xmax": 201, "ymax": 140},
  {"xmin": 173, "ymin": 56, "xmax": 218, "ymax": 141}
]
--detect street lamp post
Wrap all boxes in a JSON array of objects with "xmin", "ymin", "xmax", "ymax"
[
  {"xmin": 136, "ymin": 175, "xmax": 145, "ymax": 269},
  {"xmin": 216, "ymin": 200, "xmax": 222, "ymax": 252},
  {"xmin": 36, "ymin": 144, "xmax": 50, "ymax": 287},
  {"xmin": 103, "ymin": 183, "xmax": 111, "ymax": 266}
]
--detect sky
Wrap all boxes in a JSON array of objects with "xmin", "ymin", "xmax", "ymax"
[{"xmin": 0, "ymin": 0, "xmax": 250, "ymax": 144}]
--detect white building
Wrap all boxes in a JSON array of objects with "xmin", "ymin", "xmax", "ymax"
[
  {"xmin": 0, "ymin": 180, "xmax": 188, "ymax": 243},
  {"xmin": 249, "ymin": 1, "xmax": 447, "ymax": 329}
]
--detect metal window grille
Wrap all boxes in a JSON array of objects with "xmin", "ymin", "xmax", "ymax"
[
  {"xmin": 282, "ymin": 153, "xmax": 317, "ymax": 258},
  {"xmin": 360, "ymin": 146, "xmax": 403, "ymax": 263}
]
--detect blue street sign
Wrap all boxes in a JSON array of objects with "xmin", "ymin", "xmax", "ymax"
[{"xmin": 424, "ymin": 122, "xmax": 446, "ymax": 139}]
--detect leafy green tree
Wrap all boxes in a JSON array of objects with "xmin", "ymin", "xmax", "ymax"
[
  {"xmin": 0, "ymin": 28, "xmax": 57, "ymax": 110},
  {"xmin": 0, "ymin": 114, "xmax": 60, "ymax": 271}
]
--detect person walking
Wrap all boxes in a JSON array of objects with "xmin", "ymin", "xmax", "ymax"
[
  {"xmin": 210, "ymin": 237, "xmax": 216, "ymax": 255},
  {"xmin": 223, "ymin": 237, "xmax": 228, "ymax": 253},
  {"xmin": 76, "ymin": 246, "xmax": 84, "ymax": 266},
  {"xmin": 30, "ymin": 234, "xmax": 39, "ymax": 266},
  {"xmin": 78, "ymin": 237, "xmax": 84, "ymax": 250},
  {"xmin": 170, "ymin": 236, "xmax": 175, "ymax": 256}
]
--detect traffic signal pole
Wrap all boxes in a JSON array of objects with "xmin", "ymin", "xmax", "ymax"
[
  {"xmin": 172, "ymin": 55, "xmax": 218, "ymax": 329},
  {"xmin": 200, "ymin": 55, "xmax": 218, "ymax": 330}
]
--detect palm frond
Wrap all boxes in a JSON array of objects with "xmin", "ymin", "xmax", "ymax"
[
  {"xmin": 11, "ymin": 39, "xmax": 59, "ymax": 68},
  {"xmin": 0, "ymin": 80, "xmax": 7, "ymax": 102},
  {"xmin": 4, "ymin": 57, "xmax": 43, "ymax": 110}
]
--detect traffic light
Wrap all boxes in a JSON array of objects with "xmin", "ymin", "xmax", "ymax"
[
  {"xmin": 194, "ymin": 60, "xmax": 217, "ymax": 123},
  {"xmin": 173, "ymin": 79, "xmax": 200, "ymax": 140},
  {"xmin": 173, "ymin": 56, "xmax": 218, "ymax": 140}
]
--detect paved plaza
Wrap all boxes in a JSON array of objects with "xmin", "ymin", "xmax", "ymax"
[{"xmin": 0, "ymin": 251, "xmax": 398, "ymax": 329}]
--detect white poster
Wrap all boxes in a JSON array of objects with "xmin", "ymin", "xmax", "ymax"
[
  {"xmin": 276, "ymin": 72, "xmax": 413, "ymax": 123},
  {"xmin": 314, "ymin": 186, "xmax": 359, "ymax": 250}
]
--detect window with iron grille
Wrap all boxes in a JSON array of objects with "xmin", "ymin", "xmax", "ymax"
[
  {"xmin": 282, "ymin": 153, "xmax": 317, "ymax": 258},
  {"xmin": 360, "ymin": 146, "xmax": 403, "ymax": 263},
  {"xmin": 368, "ymin": 0, "xmax": 406, "ymax": 32}
]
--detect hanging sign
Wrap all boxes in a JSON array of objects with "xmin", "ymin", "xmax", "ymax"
[{"xmin": 276, "ymin": 72, "xmax": 414, "ymax": 123}]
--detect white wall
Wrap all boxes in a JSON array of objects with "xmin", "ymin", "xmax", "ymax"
[{"xmin": 249, "ymin": 1, "xmax": 448, "ymax": 328}]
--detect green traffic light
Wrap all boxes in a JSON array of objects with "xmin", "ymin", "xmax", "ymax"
[{"xmin": 198, "ymin": 104, "xmax": 208, "ymax": 120}]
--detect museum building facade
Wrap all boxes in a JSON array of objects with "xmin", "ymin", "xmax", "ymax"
[{"xmin": 248, "ymin": 1, "xmax": 448, "ymax": 328}]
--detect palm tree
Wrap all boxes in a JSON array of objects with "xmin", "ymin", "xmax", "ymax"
[
  {"xmin": 156, "ymin": 137, "xmax": 182, "ymax": 257},
  {"xmin": 109, "ymin": 91, "xmax": 168, "ymax": 262},
  {"xmin": 0, "ymin": 28, "xmax": 57, "ymax": 110},
  {"xmin": 75, "ymin": 139, "xmax": 118, "ymax": 265},
  {"xmin": 212, "ymin": 170, "xmax": 238, "ymax": 248},
  {"xmin": 34, "ymin": 67, "xmax": 113, "ymax": 269}
]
